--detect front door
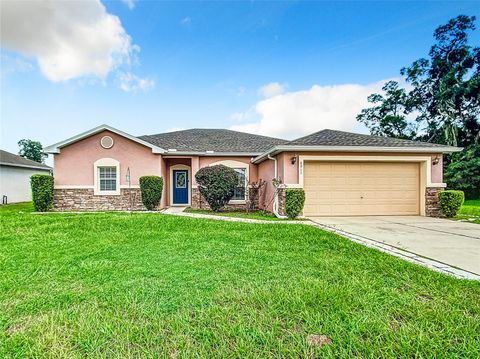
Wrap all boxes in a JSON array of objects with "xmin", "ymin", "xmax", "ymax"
[{"xmin": 172, "ymin": 170, "xmax": 188, "ymax": 204}]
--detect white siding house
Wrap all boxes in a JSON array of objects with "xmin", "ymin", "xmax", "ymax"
[{"xmin": 0, "ymin": 150, "xmax": 51, "ymax": 204}]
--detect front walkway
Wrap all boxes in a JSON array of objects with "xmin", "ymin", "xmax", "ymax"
[{"xmin": 310, "ymin": 216, "xmax": 480, "ymax": 280}]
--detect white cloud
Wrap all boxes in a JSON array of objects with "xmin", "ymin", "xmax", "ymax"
[
  {"xmin": 121, "ymin": 0, "xmax": 136, "ymax": 10},
  {"xmin": 118, "ymin": 72, "xmax": 155, "ymax": 92},
  {"xmin": 231, "ymin": 80, "xmax": 391, "ymax": 139},
  {"xmin": 258, "ymin": 82, "xmax": 287, "ymax": 98},
  {"xmin": 180, "ymin": 16, "xmax": 192, "ymax": 26},
  {"xmin": 0, "ymin": 0, "xmax": 136, "ymax": 82}
]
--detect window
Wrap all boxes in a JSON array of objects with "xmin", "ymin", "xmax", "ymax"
[
  {"xmin": 232, "ymin": 168, "xmax": 246, "ymax": 201},
  {"xmin": 99, "ymin": 166, "xmax": 117, "ymax": 191},
  {"xmin": 175, "ymin": 171, "xmax": 187, "ymax": 188}
]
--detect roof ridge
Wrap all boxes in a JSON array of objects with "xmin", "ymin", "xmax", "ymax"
[{"xmin": 140, "ymin": 128, "xmax": 288, "ymax": 142}]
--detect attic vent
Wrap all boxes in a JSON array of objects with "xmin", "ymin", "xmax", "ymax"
[
  {"xmin": 167, "ymin": 149, "xmax": 177, "ymax": 152},
  {"xmin": 100, "ymin": 136, "xmax": 114, "ymax": 149},
  {"xmin": 206, "ymin": 150, "xmax": 214, "ymax": 154}
]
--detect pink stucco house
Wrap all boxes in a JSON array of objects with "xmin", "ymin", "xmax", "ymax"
[{"xmin": 45, "ymin": 124, "xmax": 460, "ymax": 217}]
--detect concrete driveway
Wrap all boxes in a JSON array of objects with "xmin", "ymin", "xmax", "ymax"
[{"xmin": 309, "ymin": 216, "xmax": 480, "ymax": 275}]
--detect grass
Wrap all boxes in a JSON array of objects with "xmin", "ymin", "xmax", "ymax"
[
  {"xmin": 184, "ymin": 207, "xmax": 285, "ymax": 221},
  {"xmin": 1, "ymin": 203, "xmax": 479, "ymax": 358},
  {"xmin": 455, "ymin": 199, "xmax": 480, "ymax": 224}
]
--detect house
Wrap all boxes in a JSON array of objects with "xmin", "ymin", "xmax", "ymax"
[
  {"xmin": 44, "ymin": 124, "xmax": 460, "ymax": 216},
  {"xmin": 0, "ymin": 150, "xmax": 52, "ymax": 204}
]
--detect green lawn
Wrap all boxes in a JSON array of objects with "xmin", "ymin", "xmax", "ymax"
[
  {"xmin": 1, "ymin": 203, "xmax": 479, "ymax": 358},
  {"xmin": 455, "ymin": 199, "xmax": 480, "ymax": 224},
  {"xmin": 184, "ymin": 208, "xmax": 284, "ymax": 221}
]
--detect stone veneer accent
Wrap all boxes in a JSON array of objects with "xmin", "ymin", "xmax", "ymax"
[
  {"xmin": 54, "ymin": 188, "xmax": 148, "ymax": 211},
  {"xmin": 425, "ymin": 187, "xmax": 444, "ymax": 217},
  {"xmin": 277, "ymin": 188, "xmax": 287, "ymax": 216},
  {"xmin": 191, "ymin": 187, "xmax": 253, "ymax": 211}
]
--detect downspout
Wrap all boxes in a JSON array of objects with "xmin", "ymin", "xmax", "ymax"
[{"xmin": 267, "ymin": 154, "xmax": 288, "ymax": 219}]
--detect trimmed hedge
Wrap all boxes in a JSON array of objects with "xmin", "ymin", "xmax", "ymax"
[
  {"xmin": 284, "ymin": 188, "xmax": 305, "ymax": 219},
  {"xmin": 438, "ymin": 190, "xmax": 464, "ymax": 218},
  {"xmin": 30, "ymin": 174, "xmax": 54, "ymax": 212},
  {"xmin": 195, "ymin": 165, "xmax": 238, "ymax": 212},
  {"xmin": 139, "ymin": 176, "xmax": 164, "ymax": 210}
]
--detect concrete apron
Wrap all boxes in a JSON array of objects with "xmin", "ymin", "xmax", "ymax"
[{"xmin": 309, "ymin": 216, "xmax": 480, "ymax": 279}]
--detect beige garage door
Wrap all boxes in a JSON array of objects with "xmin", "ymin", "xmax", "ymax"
[{"xmin": 303, "ymin": 161, "xmax": 420, "ymax": 216}]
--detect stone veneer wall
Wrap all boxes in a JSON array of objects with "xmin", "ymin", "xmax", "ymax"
[
  {"xmin": 191, "ymin": 187, "xmax": 256, "ymax": 211},
  {"xmin": 54, "ymin": 188, "xmax": 148, "ymax": 211},
  {"xmin": 425, "ymin": 187, "xmax": 444, "ymax": 217},
  {"xmin": 277, "ymin": 188, "xmax": 287, "ymax": 216}
]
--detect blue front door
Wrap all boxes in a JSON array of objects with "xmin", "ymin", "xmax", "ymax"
[{"xmin": 173, "ymin": 170, "xmax": 188, "ymax": 204}]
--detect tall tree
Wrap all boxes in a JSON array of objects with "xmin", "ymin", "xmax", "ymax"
[
  {"xmin": 18, "ymin": 139, "xmax": 47, "ymax": 163},
  {"xmin": 401, "ymin": 15, "xmax": 479, "ymax": 147},
  {"xmin": 357, "ymin": 15, "xmax": 479, "ymax": 147},
  {"xmin": 356, "ymin": 80, "xmax": 416, "ymax": 139}
]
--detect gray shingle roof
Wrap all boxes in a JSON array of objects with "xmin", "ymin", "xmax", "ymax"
[
  {"xmin": 286, "ymin": 129, "xmax": 448, "ymax": 148},
  {"xmin": 0, "ymin": 150, "xmax": 51, "ymax": 170},
  {"xmin": 139, "ymin": 129, "xmax": 289, "ymax": 153}
]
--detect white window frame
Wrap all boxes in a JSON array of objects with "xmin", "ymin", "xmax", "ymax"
[
  {"xmin": 94, "ymin": 158, "xmax": 120, "ymax": 195},
  {"xmin": 209, "ymin": 160, "xmax": 248, "ymax": 204}
]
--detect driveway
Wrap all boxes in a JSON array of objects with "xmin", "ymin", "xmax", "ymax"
[{"xmin": 309, "ymin": 216, "xmax": 480, "ymax": 275}]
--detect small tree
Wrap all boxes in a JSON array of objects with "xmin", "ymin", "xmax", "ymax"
[
  {"xmin": 139, "ymin": 176, "xmax": 163, "ymax": 210},
  {"xmin": 18, "ymin": 139, "xmax": 47, "ymax": 163},
  {"xmin": 195, "ymin": 165, "xmax": 238, "ymax": 211},
  {"xmin": 31, "ymin": 174, "xmax": 54, "ymax": 212}
]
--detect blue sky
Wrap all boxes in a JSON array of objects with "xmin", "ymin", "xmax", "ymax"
[{"xmin": 1, "ymin": 0, "xmax": 479, "ymax": 161}]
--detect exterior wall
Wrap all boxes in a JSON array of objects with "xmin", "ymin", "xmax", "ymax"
[
  {"xmin": 0, "ymin": 165, "xmax": 51, "ymax": 204},
  {"xmin": 52, "ymin": 130, "xmax": 162, "ymax": 211},
  {"xmin": 257, "ymin": 159, "xmax": 276, "ymax": 212},
  {"xmin": 54, "ymin": 188, "xmax": 148, "ymax": 211},
  {"xmin": 53, "ymin": 130, "xmax": 162, "ymax": 187}
]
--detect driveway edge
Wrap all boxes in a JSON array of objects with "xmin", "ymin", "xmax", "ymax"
[{"xmin": 310, "ymin": 222, "xmax": 480, "ymax": 281}]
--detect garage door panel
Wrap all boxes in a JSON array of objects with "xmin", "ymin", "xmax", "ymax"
[{"xmin": 303, "ymin": 161, "xmax": 420, "ymax": 216}]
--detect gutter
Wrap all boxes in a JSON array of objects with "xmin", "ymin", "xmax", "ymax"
[
  {"xmin": 267, "ymin": 154, "xmax": 288, "ymax": 219},
  {"xmin": 0, "ymin": 162, "xmax": 52, "ymax": 171},
  {"xmin": 252, "ymin": 145, "xmax": 463, "ymax": 164}
]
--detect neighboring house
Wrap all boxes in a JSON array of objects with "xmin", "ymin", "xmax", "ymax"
[
  {"xmin": 0, "ymin": 150, "xmax": 52, "ymax": 204},
  {"xmin": 44, "ymin": 124, "xmax": 460, "ymax": 216}
]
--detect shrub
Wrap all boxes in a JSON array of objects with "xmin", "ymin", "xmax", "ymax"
[
  {"xmin": 30, "ymin": 174, "xmax": 54, "ymax": 212},
  {"xmin": 438, "ymin": 190, "xmax": 464, "ymax": 218},
  {"xmin": 139, "ymin": 176, "xmax": 164, "ymax": 210},
  {"xmin": 195, "ymin": 165, "xmax": 238, "ymax": 211},
  {"xmin": 284, "ymin": 188, "xmax": 305, "ymax": 219}
]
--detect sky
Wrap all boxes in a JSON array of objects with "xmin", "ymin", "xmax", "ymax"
[{"xmin": 1, "ymin": 0, "xmax": 479, "ymax": 162}]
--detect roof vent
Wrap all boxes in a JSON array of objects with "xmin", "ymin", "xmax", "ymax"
[
  {"xmin": 100, "ymin": 136, "xmax": 114, "ymax": 149},
  {"xmin": 167, "ymin": 149, "xmax": 177, "ymax": 152},
  {"xmin": 206, "ymin": 150, "xmax": 214, "ymax": 154}
]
